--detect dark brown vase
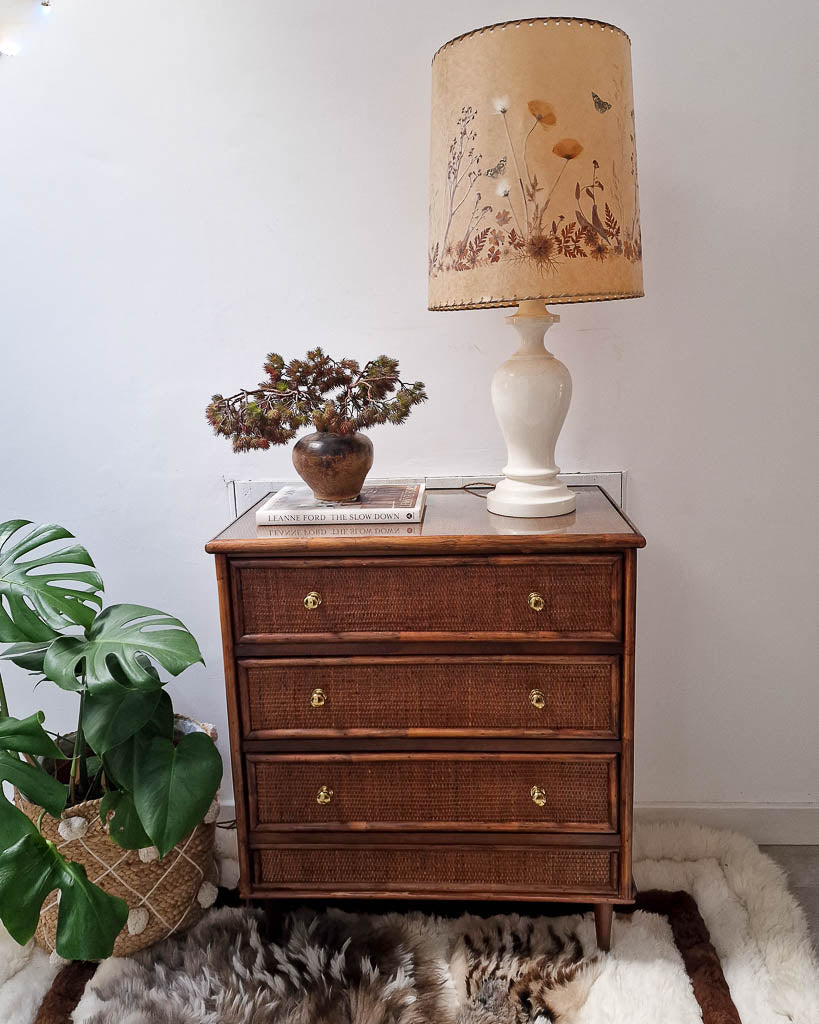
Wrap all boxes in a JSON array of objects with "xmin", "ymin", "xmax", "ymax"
[{"xmin": 292, "ymin": 431, "xmax": 374, "ymax": 502}]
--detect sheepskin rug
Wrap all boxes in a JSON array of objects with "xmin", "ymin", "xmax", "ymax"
[
  {"xmin": 74, "ymin": 905, "xmax": 603, "ymax": 1024},
  {"xmin": 0, "ymin": 822, "xmax": 816, "ymax": 1023}
]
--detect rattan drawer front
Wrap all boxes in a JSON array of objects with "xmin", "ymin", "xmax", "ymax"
[
  {"xmin": 239, "ymin": 656, "xmax": 620, "ymax": 738},
  {"xmin": 248, "ymin": 754, "xmax": 618, "ymax": 832},
  {"xmin": 232, "ymin": 555, "xmax": 622, "ymax": 641},
  {"xmin": 253, "ymin": 843, "xmax": 619, "ymax": 897}
]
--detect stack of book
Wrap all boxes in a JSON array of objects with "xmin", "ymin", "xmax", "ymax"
[{"xmin": 255, "ymin": 481, "xmax": 426, "ymax": 527}]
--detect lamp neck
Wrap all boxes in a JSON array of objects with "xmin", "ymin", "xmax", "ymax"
[{"xmin": 505, "ymin": 300, "xmax": 560, "ymax": 357}]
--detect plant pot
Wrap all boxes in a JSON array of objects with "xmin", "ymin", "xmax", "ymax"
[
  {"xmin": 292, "ymin": 431, "xmax": 374, "ymax": 502},
  {"xmin": 15, "ymin": 716, "xmax": 219, "ymax": 959}
]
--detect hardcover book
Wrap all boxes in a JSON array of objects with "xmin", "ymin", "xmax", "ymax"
[{"xmin": 255, "ymin": 481, "xmax": 426, "ymax": 526}]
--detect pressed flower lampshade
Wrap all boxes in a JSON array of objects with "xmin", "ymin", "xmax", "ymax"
[{"xmin": 428, "ymin": 18, "xmax": 643, "ymax": 517}]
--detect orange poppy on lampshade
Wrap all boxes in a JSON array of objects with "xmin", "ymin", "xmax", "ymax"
[
  {"xmin": 527, "ymin": 99, "xmax": 557, "ymax": 126},
  {"xmin": 552, "ymin": 138, "xmax": 583, "ymax": 160}
]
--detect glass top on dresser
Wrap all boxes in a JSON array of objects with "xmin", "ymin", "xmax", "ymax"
[{"xmin": 206, "ymin": 486, "xmax": 645, "ymax": 554}]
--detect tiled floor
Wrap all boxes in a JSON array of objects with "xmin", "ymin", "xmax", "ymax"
[{"xmin": 760, "ymin": 845, "xmax": 819, "ymax": 947}]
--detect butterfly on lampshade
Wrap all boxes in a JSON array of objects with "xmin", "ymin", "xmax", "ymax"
[
  {"xmin": 592, "ymin": 92, "xmax": 612, "ymax": 114},
  {"xmin": 484, "ymin": 156, "xmax": 507, "ymax": 178}
]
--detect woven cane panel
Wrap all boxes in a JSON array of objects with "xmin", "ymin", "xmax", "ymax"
[
  {"xmin": 235, "ymin": 557, "xmax": 620, "ymax": 638},
  {"xmin": 255, "ymin": 845, "xmax": 616, "ymax": 894},
  {"xmin": 15, "ymin": 794, "xmax": 217, "ymax": 958},
  {"xmin": 243, "ymin": 659, "xmax": 617, "ymax": 736},
  {"xmin": 251, "ymin": 756, "xmax": 615, "ymax": 830}
]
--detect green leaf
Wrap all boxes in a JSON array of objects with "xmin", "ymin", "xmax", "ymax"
[
  {"xmin": 0, "ymin": 752, "xmax": 66, "ymax": 816},
  {"xmin": 134, "ymin": 732, "xmax": 222, "ymax": 858},
  {"xmin": 0, "ymin": 796, "xmax": 127, "ymax": 959},
  {"xmin": 0, "ymin": 521, "xmax": 103, "ymax": 643},
  {"xmin": 0, "ymin": 791, "xmax": 39, "ymax": 846},
  {"xmin": 103, "ymin": 691, "xmax": 173, "ymax": 793},
  {"xmin": 0, "ymin": 833, "xmax": 61, "ymax": 945},
  {"xmin": 43, "ymin": 604, "xmax": 203, "ymax": 692},
  {"xmin": 100, "ymin": 790, "xmax": 152, "ymax": 850},
  {"xmin": 83, "ymin": 683, "xmax": 162, "ymax": 754},
  {"xmin": 0, "ymin": 641, "xmax": 51, "ymax": 675},
  {"xmin": 0, "ymin": 712, "xmax": 62, "ymax": 758},
  {"xmin": 54, "ymin": 857, "xmax": 129, "ymax": 960}
]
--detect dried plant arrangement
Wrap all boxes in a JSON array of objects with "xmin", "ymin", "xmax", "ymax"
[{"xmin": 206, "ymin": 349, "xmax": 427, "ymax": 453}]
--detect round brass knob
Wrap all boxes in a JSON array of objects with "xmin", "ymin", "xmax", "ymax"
[
  {"xmin": 530, "ymin": 785, "xmax": 547, "ymax": 808},
  {"xmin": 304, "ymin": 591, "xmax": 322, "ymax": 610},
  {"xmin": 316, "ymin": 785, "xmax": 333, "ymax": 806},
  {"xmin": 310, "ymin": 688, "xmax": 327, "ymax": 709},
  {"xmin": 529, "ymin": 688, "xmax": 546, "ymax": 710},
  {"xmin": 528, "ymin": 592, "xmax": 545, "ymax": 612}
]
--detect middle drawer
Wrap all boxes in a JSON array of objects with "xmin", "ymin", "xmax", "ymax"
[
  {"xmin": 247, "ymin": 753, "xmax": 618, "ymax": 833},
  {"xmin": 238, "ymin": 656, "xmax": 621, "ymax": 739}
]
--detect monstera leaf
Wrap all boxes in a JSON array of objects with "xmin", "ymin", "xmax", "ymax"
[
  {"xmin": 0, "ymin": 521, "xmax": 103, "ymax": 643},
  {"xmin": 100, "ymin": 790, "xmax": 152, "ymax": 851},
  {"xmin": 0, "ymin": 832, "xmax": 57, "ymax": 945},
  {"xmin": 104, "ymin": 694, "xmax": 221, "ymax": 857},
  {"xmin": 0, "ymin": 799, "xmax": 45, "ymax": 944},
  {"xmin": 133, "ymin": 732, "xmax": 222, "ymax": 858},
  {"xmin": 103, "ymin": 691, "xmax": 173, "ymax": 794},
  {"xmin": 0, "ymin": 712, "xmax": 62, "ymax": 758},
  {"xmin": 43, "ymin": 604, "xmax": 203, "ymax": 692},
  {"xmin": 55, "ymin": 855, "xmax": 129, "ymax": 960},
  {"xmin": 0, "ymin": 752, "xmax": 67, "ymax": 816},
  {"xmin": 0, "ymin": 797, "xmax": 128, "ymax": 959},
  {"xmin": 0, "ymin": 640, "xmax": 51, "ymax": 674},
  {"xmin": 83, "ymin": 682, "xmax": 163, "ymax": 754},
  {"xmin": 0, "ymin": 638, "xmax": 51, "ymax": 679}
]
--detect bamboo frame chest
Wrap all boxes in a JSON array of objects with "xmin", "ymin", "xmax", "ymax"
[{"xmin": 206, "ymin": 485, "xmax": 645, "ymax": 949}]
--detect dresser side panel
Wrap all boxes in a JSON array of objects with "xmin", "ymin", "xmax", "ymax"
[
  {"xmin": 214, "ymin": 553, "xmax": 252, "ymax": 896},
  {"xmin": 619, "ymin": 547, "xmax": 637, "ymax": 898}
]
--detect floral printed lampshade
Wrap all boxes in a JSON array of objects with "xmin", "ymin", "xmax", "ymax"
[{"xmin": 428, "ymin": 18, "xmax": 643, "ymax": 310}]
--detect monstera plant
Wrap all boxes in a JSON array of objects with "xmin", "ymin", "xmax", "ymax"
[{"xmin": 0, "ymin": 520, "xmax": 222, "ymax": 959}]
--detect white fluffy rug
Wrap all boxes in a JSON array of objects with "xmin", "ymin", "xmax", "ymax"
[{"xmin": 1, "ymin": 822, "xmax": 816, "ymax": 1023}]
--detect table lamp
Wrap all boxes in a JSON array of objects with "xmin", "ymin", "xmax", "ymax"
[{"xmin": 428, "ymin": 18, "xmax": 643, "ymax": 517}]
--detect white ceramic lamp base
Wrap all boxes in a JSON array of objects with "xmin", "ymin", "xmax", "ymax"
[{"xmin": 486, "ymin": 301, "xmax": 576, "ymax": 519}]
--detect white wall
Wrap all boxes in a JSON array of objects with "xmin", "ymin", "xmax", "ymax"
[{"xmin": 1, "ymin": 1, "xmax": 817, "ymax": 839}]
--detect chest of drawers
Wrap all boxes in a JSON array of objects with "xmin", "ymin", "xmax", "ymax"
[{"xmin": 207, "ymin": 485, "xmax": 645, "ymax": 950}]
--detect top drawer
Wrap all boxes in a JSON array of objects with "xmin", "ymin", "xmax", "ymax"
[{"xmin": 231, "ymin": 555, "xmax": 622, "ymax": 642}]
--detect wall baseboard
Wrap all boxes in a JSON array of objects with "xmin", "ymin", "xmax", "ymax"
[
  {"xmin": 635, "ymin": 803, "xmax": 819, "ymax": 845},
  {"xmin": 218, "ymin": 800, "xmax": 817, "ymax": 849}
]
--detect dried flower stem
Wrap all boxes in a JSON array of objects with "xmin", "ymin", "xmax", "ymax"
[
  {"xmin": 537, "ymin": 160, "xmax": 570, "ymax": 230},
  {"xmin": 501, "ymin": 111, "xmax": 529, "ymax": 234},
  {"xmin": 522, "ymin": 117, "xmax": 540, "ymax": 195}
]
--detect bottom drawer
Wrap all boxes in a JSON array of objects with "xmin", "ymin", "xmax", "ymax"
[{"xmin": 252, "ymin": 842, "xmax": 619, "ymax": 898}]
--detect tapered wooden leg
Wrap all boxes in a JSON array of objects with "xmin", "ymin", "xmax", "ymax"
[{"xmin": 594, "ymin": 903, "xmax": 614, "ymax": 951}]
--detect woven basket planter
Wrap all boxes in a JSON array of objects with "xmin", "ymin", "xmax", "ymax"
[{"xmin": 15, "ymin": 716, "xmax": 219, "ymax": 959}]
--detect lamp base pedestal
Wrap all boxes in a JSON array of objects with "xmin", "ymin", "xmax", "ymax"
[
  {"xmin": 486, "ymin": 301, "xmax": 576, "ymax": 519},
  {"xmin": 486, "ymin": 476, "xmax": 576, "ymax": 518}
]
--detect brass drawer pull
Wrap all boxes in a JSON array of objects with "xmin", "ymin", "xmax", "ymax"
[
  {"xmin": 528, "ymin": 591, "xmax": 545, "ymax": 612},
  {"xmin": 530, "ymin": 785, "xmax": 547, "ymax": 807},
  {"xmin": 303, "ymin": 591, "xmax": 322, "ymax": 610},
  {"xmin": 529, "ymin": 688, "xmax": 546, "ymax": 710},
  {"xmin": 316, "ymin": 785, "xmax": 333, "ymax": 806},
  {"xmin": 310, "ymin": 688, "xmax": 327, "ymax": 709}
]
